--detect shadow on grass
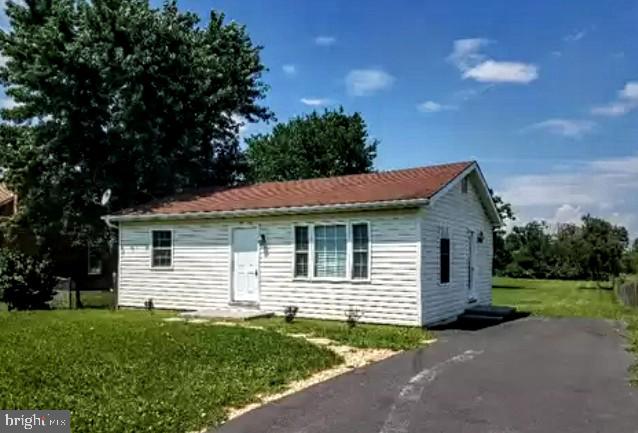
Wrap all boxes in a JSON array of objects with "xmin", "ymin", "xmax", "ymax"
[
  {"xmin": 492, "ymin": 284, "xmax": 531, "ymax": 290},
  {"xmin": 429, "ymin": 311, "xmax": 531, "ymax": 332}
]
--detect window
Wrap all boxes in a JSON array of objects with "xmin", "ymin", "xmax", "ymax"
[
  {"xmin": 461, "ymin": 177, "xmax": 469, "ymax": 194},
  {"xmin": 352, "ymin": 223, "xmax": 369, "ymax": 279},
  {"xmin": 87, "ymin": 247, "xmax": 102, "ymax": 275},
  {"xmin": 294, "ymin": 226, "xmax": 309, "ymax": 277},
  {"xmin": 440, "ymin": 236, "xmax": 450, "ymax": 284},
  {"xmin": 151, "ymin": 230, "xmax": 172, "ymax": 268},
  {"xmin": 292, "ymin": 222, "xmax": 371, "ymax": 280},
  {"xmin": 314, "ymin": 224, "xmax": 347, "ymax": 278}
]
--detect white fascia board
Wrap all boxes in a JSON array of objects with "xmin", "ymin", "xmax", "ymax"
[{"xmin": 102, "ymin": 198, "xmax": 429, "ymax": 224}]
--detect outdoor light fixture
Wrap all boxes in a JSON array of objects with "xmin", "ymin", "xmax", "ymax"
[
  {"xmin": 477, "ymin": 231, "xmax": 485, "ymax": 244},
  {"xmin": 258, "ymin": 234, "xmax": 266, "ymax": 246}
]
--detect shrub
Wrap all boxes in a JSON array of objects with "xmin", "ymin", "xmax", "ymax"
[
  {"xmin": 0, "ymin": 248, "xmax": 57, "ymax": 310},
  {"xmin": 344, "ymin": 307, "xmax": 364, "ymax": 328},
  {"xmin": 615, "ymin": 275, "xmax": 638, "ymax": 308},
  {"xmin": 283, "ymin": 305, "xmax": 298, "ymax": 323}
]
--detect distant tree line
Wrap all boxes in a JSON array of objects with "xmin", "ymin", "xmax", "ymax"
[{"xmin": 495, "ymin": 215, "xmax": 636, "ymax": 281}]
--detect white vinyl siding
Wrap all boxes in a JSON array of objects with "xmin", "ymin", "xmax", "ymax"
[
  {"xmin": 118, "ymin": 210, "xmax": 421, "ymax": 325},
  {"xmin": 420, "ymin": 172, "xmax": 494, "ymax": 325}
]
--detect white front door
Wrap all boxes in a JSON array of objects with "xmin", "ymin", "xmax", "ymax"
[
  {"xmin": 231, "ymin": 227, "xmax": 259, "ymax": 303},
  {"xmin": 467, "ymin": 230, "xmax": 477, "ymax": 302}
]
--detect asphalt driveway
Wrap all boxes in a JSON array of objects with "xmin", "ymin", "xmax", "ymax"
[{"xmin": 214, "ymin": 317, "xmax": 638, "ymax": 433}]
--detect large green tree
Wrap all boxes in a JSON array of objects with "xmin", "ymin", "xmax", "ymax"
[
  {"xmin": 491, "ymin": 190, "xmax": 515, "ymax": 274},
  {"xmin": 245, "ymin": 107, "xmax": 377, "ymax": 182},
  {"xmin": 0, "ymin": 0, "xmax": 271, "ymax": 249}
]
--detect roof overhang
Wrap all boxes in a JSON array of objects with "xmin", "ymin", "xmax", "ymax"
[{"xmin": 103, "ymin": 197, "xmax": 429, "ymax": 225}]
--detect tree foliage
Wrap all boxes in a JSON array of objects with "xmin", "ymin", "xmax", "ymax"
[
  {"xmin": 500, "ymin": 215, "xmax": 630, "ymax": 281},
  {"xmin": 0, "ymin": 248, "xmax": 57, "ymax": 310},
  {"xmin": 245, "ymin": 107, "xmax": 377, "ymax": 182},
  {"xmin": 0, "ymin": 0, "xmax": 271, "ymax": 249},
  {"xmin": 491, "ymin": 190, "xmax": 515, "ymax": 273}
]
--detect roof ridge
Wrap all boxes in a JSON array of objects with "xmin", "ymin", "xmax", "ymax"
[{"xmin": 248, "ymin": 160, "xmax": 475, "ymax": 188}]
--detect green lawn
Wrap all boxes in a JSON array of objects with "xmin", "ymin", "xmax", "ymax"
[
  {"xmin": 0, "ymin": 310, "xmax": 340, "ymax": 432},
  {"xmin": 493, "ymin": 277, "xmax": 638, "ymax": 384},
  {"xmin": 249, "ymin": 317, "xmax": 433, "ymax": 351},
  {"xmin": 493, "ymin": 277, "xmax": 631, "ymax": 319}
]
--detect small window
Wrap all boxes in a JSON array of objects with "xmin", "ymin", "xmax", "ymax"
[
  {"xmin": 88, "ymin": 247, "xmax": 102, "ymax": 275},
  {"xmin": 440, "ymin": 237, "xmax": 450, "ymax": 284},
  {"xmin": 461, "ymin": 177, "xmax": 469, "ymax": 194},
  {"xmin": 152, "ymin": 230, "xmax": 173, "ymax": 268},
  {"xmin": 294, "ymin": 226, "xmax": 309, "ymax": 278},
  {"xmin": 314, "ymin": 224, "xmax": 347, "ymax": 278},
  {"xmin": 352, "ymin": 223, "xmax": 369, "ymax": 279}
]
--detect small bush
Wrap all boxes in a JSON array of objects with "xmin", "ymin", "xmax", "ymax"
[
  {"xmin": 616, "ymin": 275, "xmax": 638, "ymax": 308},
  {"xmin": 0, "ymin": 248, "xmax": 57, "ymax": 310},
  {"xmin": 284, "ymin": 305, "xmax": 298, "ymax": 323},
  {"xmin": 344, "ymin": 307, "xmax": 364, "ymax": 328}
]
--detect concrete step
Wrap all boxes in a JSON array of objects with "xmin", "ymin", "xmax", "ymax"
[{"xmin": 463, "ymin": 305, "xmax": 517, "ymax": 318}]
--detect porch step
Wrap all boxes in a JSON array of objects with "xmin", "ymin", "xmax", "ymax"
[
  {"xmin": 463, "ymin": 305, "xmax": 517, "ymax": 318},
  {"xmin": 180, "ymin": 308, "xmax": 274, "ymax": 321}
]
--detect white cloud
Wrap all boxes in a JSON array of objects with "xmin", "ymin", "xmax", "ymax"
[
  {"xmin": 300, "ymin": 97, "xmax": 332, "ymax": 107},
  {"xmin": 497, "ymin": 155, "xmax": 638, "ymax": 237},
  {"xmin": 314, "ymin": 36, "xmax": 336, "ymax": 46},
  {"xmin": 416, "ymin": 100, "xmax": 456, "ymax": 113},
  {"xmin": 447, "ymin": 38, "xmax": 489, "ymax": 71},
  {"xmin": 524, "ymin": 118, "xmax": 596, "ymax": 138},
  {"xmin": 345, "ymin": 69, "xmax": 394, "ymax": 96},
  {"xmin": 463, "ymin": 60, "xmax": 538, "ymax": 84},
  {"xmin": 563, "ymin": 30, "xmax": 587, "ymax": 42},
  {"xmin": 591, "ymin": 80, "xmax": 638, "ymax": 117},
  {"xmin": 553, "ymin": 204, "xmax": 584, "ymax": 225},
  {"xmin": 282, "ymin": 64, "xmax": 297, "ymax": 76},
  {"xmin": 448, "ymin": 38, "xmax": 538, "ymax": 84}
]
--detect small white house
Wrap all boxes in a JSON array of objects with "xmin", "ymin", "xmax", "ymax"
[{"xmin": 104, "ymin": 161, "xmax": 501, "ymax": 326}]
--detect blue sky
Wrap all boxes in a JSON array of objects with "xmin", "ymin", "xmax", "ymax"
[{"xmin": 2, "ymin": 0, "xmax": 638, "ymax": 236}]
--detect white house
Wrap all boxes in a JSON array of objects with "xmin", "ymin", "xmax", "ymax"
[{"xmin": 104, "ymin": 161, "xmax": 501, "ymax": 326}]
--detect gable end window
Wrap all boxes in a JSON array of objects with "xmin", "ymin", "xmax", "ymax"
[
  {"xmin": 440, "ymin": 235, "xmax": 450, "ymax": 284},
  {"xmin": 461, "ymin": 177, "xmax": 469, "ymax": 194},
  {"xmin": 151, "ymin": 230, "xmax": 173, "ymax": 268}
]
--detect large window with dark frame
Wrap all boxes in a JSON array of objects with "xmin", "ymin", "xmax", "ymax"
[
  {"xmin": 151, "ymin": 230, "xmax": 173, "ymax": 268},
  {"xmin": 440, "ymin": 234, "xmax": 451, "ymax": 284},
  {"xmin": 294, "ymin": 226, "xmax": 309, "ymax": 277}
]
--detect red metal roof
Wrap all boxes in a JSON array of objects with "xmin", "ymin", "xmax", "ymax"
[{"xmin": 123, "ymin": 161, "xmax": 474, "ymax": 216}]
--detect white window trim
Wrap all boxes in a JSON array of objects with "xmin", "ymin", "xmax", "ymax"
[
  {"xmin": 87, "ymin": 246, "xmax": 103, "ymax": 276},
  {"xmin": 291, "ymin": 220, "xmax": 371, "ymax": 283},
  {"xmin": 350, "ymin": 221, "xmax": 371, "ymax": 281},
  {"xmin": 292, "ymin": 225, "xmax": 311, "ymax": 279},
  {"xmin": 149, "ymin": 229, "xmax": 174, "ymax": 270}
]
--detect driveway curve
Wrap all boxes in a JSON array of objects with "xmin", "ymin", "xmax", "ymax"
[{"xmin": 213, "ymin": 317, "xmax": 638, "ymax": 433}]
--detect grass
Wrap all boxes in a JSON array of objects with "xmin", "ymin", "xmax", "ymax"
[
  {"xmin": 493, "ymin": 277, "xmax": 631, "ymax": 319},
  {"xmin": 248, "ymin": 317, "xmax": 433, "ymax": 351},
  {"xmin": 0, "ymin": 310, "xmax": 340, "ymax": 432},
  {"xmin": 493, "ymin": 276, "xmax": 638, "ymax": 385}
]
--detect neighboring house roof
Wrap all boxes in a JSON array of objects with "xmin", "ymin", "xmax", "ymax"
[
  {"xmin": 0, "ymin": 183, "xmax": 15, "ymax": 209},
  {"xmin": 106, "ymin": 161, "xmax": 501, "ymax": 225}
]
